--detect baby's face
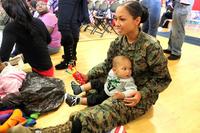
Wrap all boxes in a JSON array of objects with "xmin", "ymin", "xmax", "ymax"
[{"xmin": 114, "ymin": 60, "xmax": 132, "ymax": 79}]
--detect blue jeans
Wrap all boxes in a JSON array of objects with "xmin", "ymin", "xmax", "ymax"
[
  {"xmin": 141, "ymin": 0, "xmax": 161, "ymax": 37},
  {"xmin": 167, "ymin": 2, "xmax": 191, "ymax": 56}
]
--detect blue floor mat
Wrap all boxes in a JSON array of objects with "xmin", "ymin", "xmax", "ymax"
[{"xmin": 157, "ymin": 32, "xmax": 200, "ymax": 46}]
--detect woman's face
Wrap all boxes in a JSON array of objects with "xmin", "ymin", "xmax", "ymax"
[
  {"xmin": 36, "ymin": 1, "xmax": 48, "ymax": 13},
  {"xmin": 114, "ymin": 6, "xmax": 140, "ymax": 36}
]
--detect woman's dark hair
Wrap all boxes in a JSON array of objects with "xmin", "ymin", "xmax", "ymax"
[
  {"xmin": 1, "ymin": 0, "xmax": 33, "ymax": 30},
  {"xmin": 123, "ymin": 1, "xmax": 148, "ymax": 23}
]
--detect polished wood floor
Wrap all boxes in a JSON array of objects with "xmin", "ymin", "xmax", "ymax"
[{"xmin": 22, "ymin": 25, "xmax": 200, "ymax": 133}]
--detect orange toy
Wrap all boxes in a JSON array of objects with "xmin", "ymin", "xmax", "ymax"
[{"xmin": 0, "ymin": 109, "xmax": 26, "ymax": 133}]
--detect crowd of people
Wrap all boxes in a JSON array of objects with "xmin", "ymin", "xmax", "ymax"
[{"xmin": 0, "ymin": 0, "xmax": 195, "ymax": 132}]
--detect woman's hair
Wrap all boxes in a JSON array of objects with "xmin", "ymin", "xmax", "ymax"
[
  {"xmin": 1, "ymin": 0, "xmax": 33, "ymax": 30},
  {"xmin": 122, "ymin": 1, "xmax": 148, "ymax": 23}
]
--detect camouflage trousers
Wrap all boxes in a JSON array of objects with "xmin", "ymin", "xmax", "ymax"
[
  {"xmin": 8, "ymin": 97, "xmax": 153, "ymax": 133},
  {"xmin": 69, "ymin": 97, "xmax": 153, "ymax": 133}
]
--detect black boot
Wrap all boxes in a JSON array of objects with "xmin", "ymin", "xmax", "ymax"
[
  {"xmin": 55, "ymin": 60, "xmax": 68, "ymax": 70},
  {"xmin": 168, "ymin": 54, "xmax": 181, "ymax": 60},
  {"xmin": 55, "ymin": 60, "xmax": 76, "ymax": 70}
]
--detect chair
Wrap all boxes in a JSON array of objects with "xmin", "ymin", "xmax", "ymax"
[
  {"xmin": 83, "ymin": 0, "xmax": 95, "ymax": 32},
  {"xmin": 91, "ymin": 1, "xmax": 110, "ymax": 37},
  {"xmin": 106, "ymin": 1, "xmax": 120, "ymax": 34}
]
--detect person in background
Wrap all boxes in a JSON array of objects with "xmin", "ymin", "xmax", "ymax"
[
  {"xmin": 36, "ymin": 0, "xmax": 61, "ymax": 55},
  {"xmin": 0, "ymin": 0, "xmax": 54, "ymax": 77},
  {"xmin": 29, "ymin": 0, "xmax": 39, "ymax": 17},
  {"xmin": 141, "ymin": 0, "xmax": 161, "ymax": 37},
  {"xmin": 65, "ymin": 55, "xmax": 137, "ymax": 106},
  {"xmin": 55, "ymin": 0, "xmax": 89, "ymax": 70},
  {"xmin": 10, "ymin": 0, "xmax": 39, "ymax": 58},
  {"xmin": 163, "ymin": 0, "xmax": 194, "ymax": 60}
]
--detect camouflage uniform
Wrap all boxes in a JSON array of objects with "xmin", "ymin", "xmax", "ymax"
[{"xmin": 69, "ymin": 31, "xmax": 171, "ymax": 133}]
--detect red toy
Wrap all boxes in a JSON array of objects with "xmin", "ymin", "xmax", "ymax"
[{"xmin": 66, "ymin": 65, "xmax": 85, "ymax": 85}]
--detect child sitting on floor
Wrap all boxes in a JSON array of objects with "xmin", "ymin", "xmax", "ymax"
[
  {"xmin": 0, "ymin": 60, "xmax": 26, "ymax": 99},
  {"xmin": 65, "ymin": 55, "xmax": 137, "ymax": 106}
]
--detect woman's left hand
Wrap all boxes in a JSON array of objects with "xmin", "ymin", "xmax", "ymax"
[{"xmin": 123, "ymin": 91, "xmax": 141, "ymax": 107}]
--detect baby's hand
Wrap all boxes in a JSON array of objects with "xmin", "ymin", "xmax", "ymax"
[{"xmin": 112, "ymin": 91, "xmax": 125, "ymax": 100}]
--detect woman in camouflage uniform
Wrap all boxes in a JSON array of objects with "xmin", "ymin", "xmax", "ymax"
[
  {"xmin": 46, "ymin": 1, "xmax": 171, "ymax": 133},
  {"xmin": 68, "ymin": 1, "xmax": 171, "ymax": 132},
  {"xmin": 10, "ymin": 1, "xmax": 171, "ymax": 133},
  {"xmin": 67, "ymin": 1, "xmax": 172, "ymax": 132}
]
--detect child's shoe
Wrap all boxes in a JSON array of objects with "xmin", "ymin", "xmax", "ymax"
[
  {"xmin": 65, "ymin": 93, "xmax": 80, "ymax": 106},
  {"xmin": 71, "ymin": 81, "xmax": 82, "ymax": 95}
]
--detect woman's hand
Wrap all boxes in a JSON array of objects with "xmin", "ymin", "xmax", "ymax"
[{"xmin": 123, "ymin": 91, "xmax": 141, "ymax": 107}]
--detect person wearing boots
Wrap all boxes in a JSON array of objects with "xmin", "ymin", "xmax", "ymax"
[{"xmin": 55, "ymin": 0, "xmax": 89, "ymax": 70}]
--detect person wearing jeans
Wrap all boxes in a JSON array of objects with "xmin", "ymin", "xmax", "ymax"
[
  {"xmin": 141, "ymin": 0, "xmax": 161, "ymax": 37},
  {"xmin": 163, "ymin": 0, "xmax": 194, "ymax": 60}
]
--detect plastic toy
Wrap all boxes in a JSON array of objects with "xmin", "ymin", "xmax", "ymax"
[
  {"xmin": 0, "ymin": 109, "xmax": 26, "ymax": 133},
  {"xmin": 66, "ymin": 65, "xmax": 85, "ymax": 85}
]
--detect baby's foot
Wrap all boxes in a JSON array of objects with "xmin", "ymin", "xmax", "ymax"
[
  {"xmin": 64, "ymin": 93, "xmax": 80, "ymax": 106},
  {"xmin": 71, "ymin": 81, "xmax": 82, "ymax": 95}
]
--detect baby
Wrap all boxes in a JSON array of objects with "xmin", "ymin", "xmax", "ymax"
[{"xmin": 65, "ymin": 55, "xmax": 137, "ymax": 106}]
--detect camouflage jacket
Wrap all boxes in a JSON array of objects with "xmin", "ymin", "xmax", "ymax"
[{"xmin": 87, "ymin": 31, "xmax": 171, "ymax": 102}]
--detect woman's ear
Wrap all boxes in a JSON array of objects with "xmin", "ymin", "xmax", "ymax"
[{"xmin": 135, "ymin": 16, "xmax": 141, "ymax": 26}]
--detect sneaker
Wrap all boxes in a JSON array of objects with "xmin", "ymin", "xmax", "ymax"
[
  {"xmin": 65, "ymin": 93, "xmax": 80, "ymax": 106},
  {"xmin": 163, "ymin": 49, "xmax": 171, "ymax": 54},
  {"xmin": 168, "ymin": 54, "xmax": 181, "ymax": 60},
  {"xmin": 71, "ymin": 81, "xmax": 82, "ymax": 95}
]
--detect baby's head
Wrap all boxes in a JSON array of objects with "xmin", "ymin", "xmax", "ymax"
[{"xmin": 112, "ymin": 56, "xmax": 132, "ymax": 79}]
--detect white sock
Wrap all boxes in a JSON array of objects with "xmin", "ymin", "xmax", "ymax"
[{"xmin": 80, "ymin": 86, "xmax": 85, "ymax": 92}]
